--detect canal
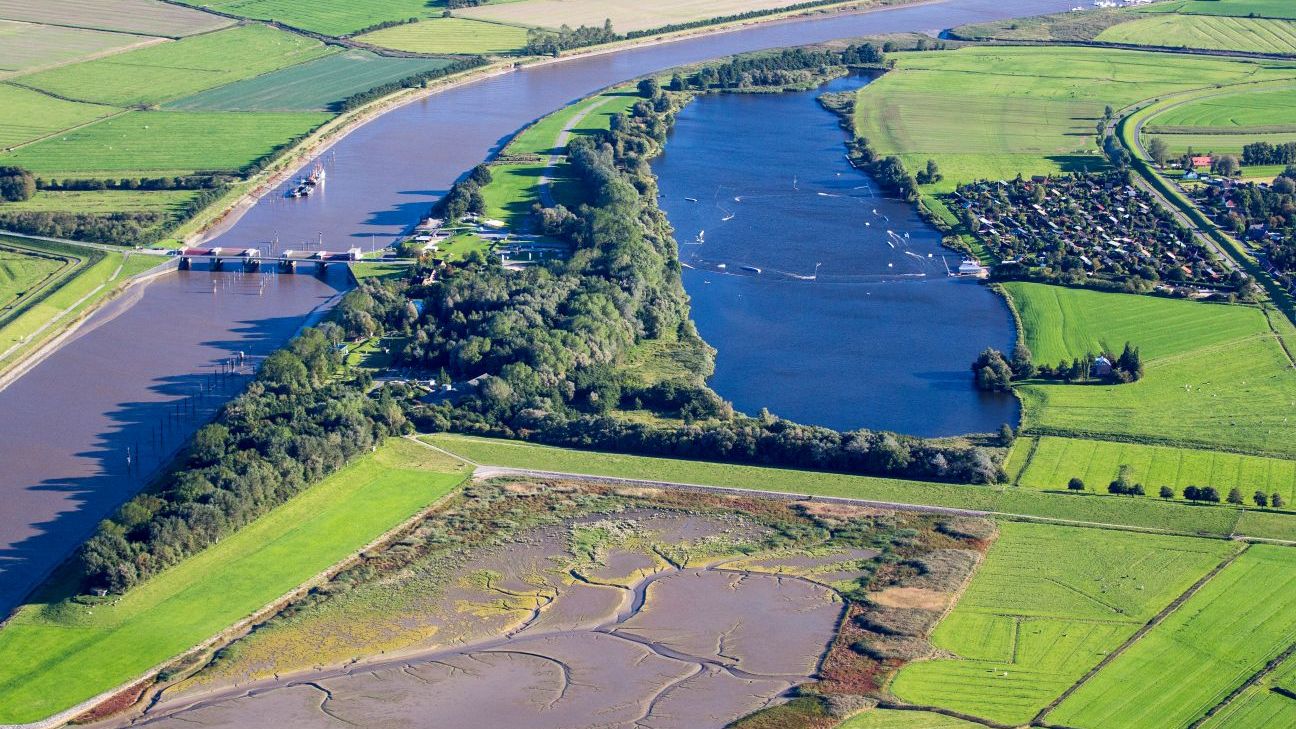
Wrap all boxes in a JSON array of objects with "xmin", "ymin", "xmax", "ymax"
[{"xmin": 0, "ymin": 0, "xmax": 1080, "ymax": 616}]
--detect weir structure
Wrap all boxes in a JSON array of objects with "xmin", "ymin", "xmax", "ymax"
[{"xmin": 177, "ymin": 247, "xmax": 362, "ymax": 273}]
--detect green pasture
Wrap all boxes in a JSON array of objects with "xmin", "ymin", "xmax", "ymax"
[
  {"xmin": 0, "ymin": 83, "xmax": 119, "ymax": 150},
  {"xmin": 890, "ymin": 521, "xmax": 1233, "ymax": 725},
  {"xmin": 1014, "ymin": 436, "xmax": 1296, "ymax": 503},
  {"xmin": 359, "ymin": 17, "xmax": 530, "ymax": 55},
  {"xmin": 1201, "ymin": 661, "xmax": 1296, "ymax": 729},
  {"xmin": 840, "ymin": 710, "xmax": 982, "ymax": 728},
  {"xmin": 0, "ymin": 20, "xmax": 156, "ymax": 78},
  {"xmin": 164, "ymin": 49, "xmax": 453, "ymax": 112},
  {"xmin": 0, "ymin": 244, "xmax": 72, "ymax": 311},
  {"xmin": 170, "ymin": 0, "xmax": 440, "ymax": 37},
  {"xmin": 0, "ymin": 189, "xmax": 200, "ymax": 215},
  {"xmin": 1097, "ymin": 15, "xmax": 1296, "ymax": 55},
  {"xmin": 506, "ymin": 90, "xmax": 640, "ymax": 157},
  {"xmin": 1049, "ymin": 545, "xmax": 1296, "ymax": 729},
  {"xmin": 0, "ymin": 0, "xmax": 234, "ymax": 37},
  {"xmin": 16, "ymin": 24, "xmax": 332, "ymax": 106},
  {"xmin": 4, "ymin": 110, "xmax": 330, "ymax": 176},
  {"xmin": 852, "ymin": 46, "xmax": 1296, "ymax": 193},
  {"xmin": 1004, "ymin": 282, "xmax": 1296, "ymax": 459},
  {"xmin": 1148, "ymin": 132, "xmax": 1296, "ymax": 157},
  {"xmin": 0, "ymin": 438, "xmax": 469, "ymax": 724},
  {"xmin": 1142, "ymin": 0, "xmax": 1296, "ymax": 21},
  {"xmin": 1149, "ymin": 87, "xmax": 1296, "ymax": 131},
  {"xmin": 481, "ymin": 162, "xmax": 548, "ymax": 229},
  {"xmin": 420, "ymin": 434, "xmax": 1296, "ymax": 539}
]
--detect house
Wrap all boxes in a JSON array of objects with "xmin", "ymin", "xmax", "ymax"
[
  {"xmin": 957, "ymin": 259, "xmax": 989, "ymax": 278},
  {"xmin": 1192, "ymin": 156, "xmax": 1213, "ymax": 169},
  {"xmin": 1091, "ymin": 356, "xmax": 1113, "ymax": 378}
]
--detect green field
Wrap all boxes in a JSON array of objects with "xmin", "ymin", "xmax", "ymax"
[
  {"xmin": 1005, "ymin": 282, "xmax": 1296, "ymax": 460},
  {"xmin": 16, "ymin": 23, "xmax": 333, "ymax": 106},
  {"xmin": 0, "ymin": 83, "xmax": 119, "ymax": 150},
  {"xmin": 889, "ymin": 522, "xmax": 1233, "ymax": 725},
  {"xmin": 0, "ymin": 189, "xmax": 201, "ymax": 215},
  {"xmin": 1015, "ymin": 436, "xmax": 1296, "ymax": 503},
  {"xmin": 1143, "ymin": 0, "xmax": 1296, "ymax": 21},
  {"xmin": 0, "ymin": 438, "xmax": 469, "ymax": 724},
  {"xmin": 0, "ymin": 244, "xmax": 71, "ymax": 311},
  {"xmin": 841, "ymin": 710, "xmax": 982, "ymax": 728},
  {"xmin": 0, "ymin": 20, "xmax": 157, "ymax": 78},
  {"xmin": 421, "ymin": 434, "xmax": 1296, "ymax": 539},
  {"xmin": 3, "ymin": 110, "xmax": 330, "ymax": 176},
  {"xmin": 481, "ymin": 162, "xmax": 550, "ymax": 229},
  {"xmin": 164, "ymin": 49, "xmax": 453, "ymax": 112},
  {"xmin": 171, "ymin": 0, "xmax": 440, "ymax": 37},
  {"xmin": 1097, "ymin": 15, "xmax": 1296, "ymax": 55},
  {"xmin": 1201, "ymin": 658, "xmax": 1296, "ymax": 729},
  {"xmin": 1149, "ymin": 87, "xmax": 1296, "ymax": 131},
  {"xmin": 852, "ymin": 46, "xmax": 1296, "ymax": 192},
  {"xmin": 1049, "ymin": 545, "xmax": 1296, "ymax": 729},
  {"xmin": 1148, "ymin": 131, "xmax": 1296, "ymax": 157},
  {"xmin": 359, "ymin": 17, "xmax": 530, "ymax": 55},
  {"xmin": 0, "ymin": 0, "xmax": 234, "ymax": 37},
  {"xmin": 506, "ymin": 90, "xmax": 640, "ymax": 157}
]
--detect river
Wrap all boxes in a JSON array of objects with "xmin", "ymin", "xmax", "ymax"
[
  {"xmin": 654, "ymin": 75, "xmax": 1019, "ymax": 435},
  {"xmin": 0, "ymin": 0, "xmax": 1079, "ymax": 617}
]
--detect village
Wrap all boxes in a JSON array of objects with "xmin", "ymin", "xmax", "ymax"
[
  {"xmin": 952, "ymin": 171, "xmax": 1232, "ymax": 294},
  {"xmin": 401, "ymin": 213, "xmax": 571, "ymax": 267},
  {"xmin": 1182, "ymin": 166, "xmax": 1296, "ymax": 300}
]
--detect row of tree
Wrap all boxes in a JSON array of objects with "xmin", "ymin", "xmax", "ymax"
[
  {"xmin": 1242, "ymin": 141, "xmax": 1296, "ymax": 167},
  {"xmin": 1066, "ymin": 473, "xmax": 1288, "ymax": 508},
  {"xmin": 523, "ymin": 22, "xmax": 617, "ymax": 56}
]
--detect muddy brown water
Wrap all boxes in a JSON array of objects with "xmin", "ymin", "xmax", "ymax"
[{"xmin": 0, "ymin": 0, "xmax": 1080, "ymax": 617}]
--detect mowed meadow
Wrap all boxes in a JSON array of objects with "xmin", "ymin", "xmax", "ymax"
[
  {"xmin": 889, "ymin": 522, "xmax": 1234, "ymax": 725},
  {"xmin": 1004, "ymin": 282, "xmax": 1296, "ymax": 459}
]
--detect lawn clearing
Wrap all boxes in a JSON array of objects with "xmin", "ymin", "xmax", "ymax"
[
  {"xmin": 1142, "ymin": 0, "xmax": 1296, "ymax": 21},
  {"xmin": 164, "ymin": 49, "xmax": 453, "ymax": 112},
  {"xmin": 358, "ymin": 17, "xmax": 530, "ymax": 56},
  {"xmin": 170, "ymin": 0, "xmax": 439, "ymax": 37},
  {"xmin": 421, "ymin": 434, "xmax": 1287, "ymax": 539},
  {"xmin": 1004, "ymin": 282, "xmax": 1296, "ymax": 459},
  {"xmin": 852, "ymin": 46, "xmax": 1296, "ymax": 193},
  {"xmin": 1016, "ymin": 436, "xmax": 1296, "ymax": 504},
  {"xmin": 457, "ymin": 0, "xmax": 835, "ymax": 33},
  {"xmin": 0, "ymin": 20, "xmax": 160, "ymax": 78},
  {"xmin": 506, "ymin": 90, "xmax": 640, "ymax": 157},
  {"xmin": 3, "ymin": 110, "xmax": 331, "ymax": 176},
  {"xmin": 0, "ymin": 0, "xmax": 232, "ymax": 37},
  {"xmin": 0, "ymin": 438, "xmax": 469, "ymax": 725},
  {"xmin": 1048, "ymin": 545, "xmax": 1296, "ymax": 729},
  {"xmin": 16, "ymin": 23, "xmax": 333, "ymax": 106},
  {"xmin": 0, "ymin": 83, "xmax": 120, "ymax": 150},
  {"xmin": 1096, "ymin": 15, "xmax": 1296, "ymax": 55},
  {"xmin": 889, "ymin": 521, "xmax": 1233, "ymax": 725}
]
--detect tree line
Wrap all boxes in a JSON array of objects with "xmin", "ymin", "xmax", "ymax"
[
  {"xmin": 1065, "ymin": 470, "xmax": 1287, "ymax": 508},
  {"xmin": 1242, "ymin": 141, "xmax": 1296, "ymax": 167},
  {"xmin": 523, "ymin": 22, "xmax": 617, "ymax": 56},
  {"xmin": 972, "ymin": 341, "xmax": 1142, "ymax": 392}
]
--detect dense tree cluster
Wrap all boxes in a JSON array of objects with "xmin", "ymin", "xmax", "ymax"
[
  {"xmin": 436, "ymin": 163, "xmax": 491, "ymax": 219},
  {"xmin": 1193, "ymin": 168, "xmax": 1296, "ymax": 292},
  {"xmin": 523, "ymin": 21, "xmax": 617, "ymax": 56},
  {"xmin": 37, "ymin": 175, "xmax": 227, "ymax": 192},
  {"xmin": 0, "ymin": 211, "xmax": 168, "ymax": 246},
  {"xmin": 1242, "ymin": 142, "xmax": 1296, "ymax": 167},
  {"xmin": 0, "ymin": 166, "xmax": 35, "ymax": 202},
  {"xmin": 76, "ymin": 324, "xmax": 411, "ymax": 594},
  {"xmin": 685, "ymin": 44, "xmax": 882, "ymax": 90}
]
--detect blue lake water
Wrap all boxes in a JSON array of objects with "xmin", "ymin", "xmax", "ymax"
[{"xmin": 654, "ymin": 75, "xmax": 1019, "ymax": 436}]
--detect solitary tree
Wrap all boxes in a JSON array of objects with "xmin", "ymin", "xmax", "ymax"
[
  {"xmin": 1148, "ymin": 138, "xmax": 1170, "ymax": 167},
  {"xmin": 1068, "ymin": 477, "xmax": 1086, "ymax": 491},
  {"xmin": 1273, "ymin": 492, "xmax": 1287, "ymax": 509},
  {"xmin": 998, "ymin": 423, "xmax": 1015, "ymax": 446},
  {"xmin": 1214, "ymin": 154, "xmax": 1241, "ymax": 178},
  {"xmin": 1227, "ymin": 487, "xmax": 1244, "ymax": 505},
  {"xmin": 668, "ymin": 73, "xmax": 685, "ymax": 92},
  {"xmin": 1010, "ymin": 341, "xmax": 1036, "ymax": 379},
  {"xmin": 637, "ymin": 77, "xmax": 660, "ymax": 99},
  {"xmin": 1160, "ymin": 485, "xmax": 1174, "ymax": 499},
  {"xmin": 1254, "ymin": 491, "xmax": 1269, "ymax": 508}
]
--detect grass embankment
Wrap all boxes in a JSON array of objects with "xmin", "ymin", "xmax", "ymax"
[
  {"xmin": 359, "ymin": 17, "xmax": 531, "ymax": 56},
  {"xmin": 1049, "ymin": 544, "xmax": 1296, "ymax": 729},
  {"xmin": 0, "ymin": 438, "xmax": 469, "ymax": 725},
  {"xmin": 0, "ymin": 243, "xmax": 71, "ymax": 310},
  {"xmin": 422, "ymin": 434, "xmax": 1296, "ymax": 540},
  {"xmin": 1005, "ymin": 282, "xmax": 1296, "ymax": 460},
  {"xmin": 841, "ymin": 710, "xmax": 982, "ymax": 728},
  {"xmin": 889, "ymin": 521, "xmax": 1235, "ymax": 725},
  {"xmin": 170, "ymin": 0, "xmax": 439, "ymax": 37}
]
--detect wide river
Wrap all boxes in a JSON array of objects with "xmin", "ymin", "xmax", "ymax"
[
  {"xmin": 654, "ymin": 75, "xmax": 1018, "ymax": 434},
  {"xmin": 0, "ymin": 0, "xmax": 1078, "ymax": 616}
]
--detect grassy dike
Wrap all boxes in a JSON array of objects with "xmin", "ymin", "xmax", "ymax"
[
  {"xmin": 0, "ymin": 438, "xmax": 469, "ymax": 726},
  {"xmin": 423, "ymin": 434, "xmax": 1296, "ymax": 540}
]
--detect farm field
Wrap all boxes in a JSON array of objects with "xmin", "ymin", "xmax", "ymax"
[
  {"xmin": 851, "ymin": 46, "xmax": 1296, "ymax": 193},
  {"xmin": 889, "ymin": 521, "xmax": 1233, "ymax": 725},
  {"xmin": 1004, "ymin": 282, "xmax": 1296, "ymax": 459},
  {"xmin": 0, "ymin": 84, "xmax": 119, "ymax": 150},
  {"xmin": 0, "ymin": 21, "xmax": 159, "ymax": 78},
  {"xmin": 358, "ymin": 17, "xmax": 530, "ymax": 56},
  {"xmin": 0, "ymin": 438, "xmax": 470, "ymax": 724},
  {"xmin": 164, "ymin": 49, "xmax": 453, "ymax": 112},
  {"xmin": 3, "ymin": 110, "xmax": 331, "ymax": 176},
  {"xmin": 1143, "ymin": 0, "xmax": 1296, "ymax": 21},
  {"xmin": 1200, "ymin": 654, "xmax": 1296, "ymax": 729},
  {"xmin": 841, "ymin": 711, "xmax": 983, "ymax": 728},
  {"xmin": 1014, "ymin": 435, "xmax": 1296, "ymax": 504},
  {"xmin": 420, "ymin": 434, "xmax": 1296, "ymax": 539},
  {"xmin": 1048, "ymin": 545, "xmax": 1296, "ymax": 729},
  {"xmin": 1096, "ymin": 15, "xmax": 1296, "ymax": 55},
  {"xmin": 0, "ymin": 0, "xmax": 232, "ymax": 37},
  {"xmin": 170, "ymin": 0, "xmax": 439, "ymax": 37},
  {"xmin": 1148, "ymin": 131, "xmax": 1296, "ymax": 157},
  {"xmin": 457, "ymin": 0, "xmax": 834, "ymax": 33},
  {"xmin": 1148, "ymin": 87, "xmax": 1296, "ymax": 131},
  {"xmin": 15, "ymin": 23, "xmax": 333, "ymax": 106},
  {"xmin": 0, "ymin": 244, "xmax": 72, "ymax": 311},
  {"xmin": 0, "ymin": 189, "xmax": 201, "ymax": 215}
]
